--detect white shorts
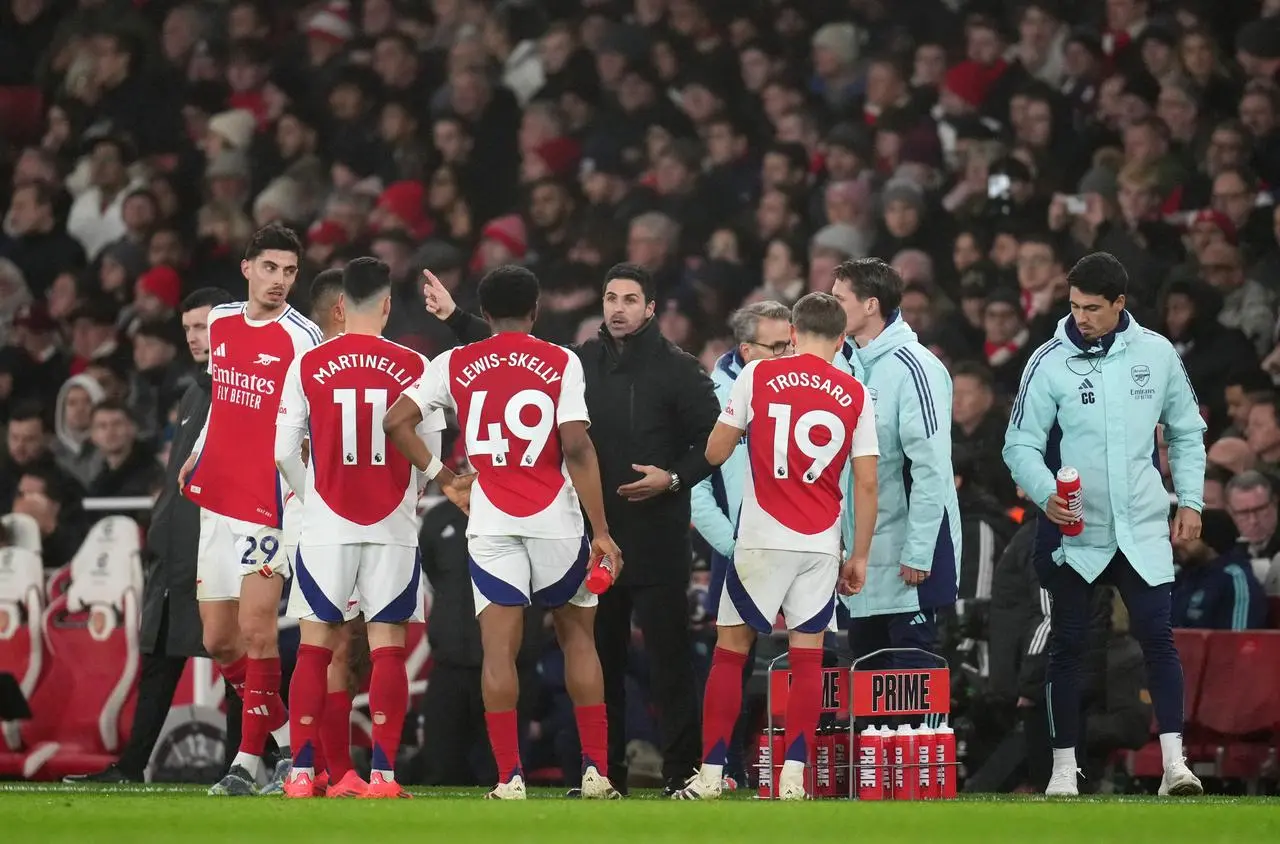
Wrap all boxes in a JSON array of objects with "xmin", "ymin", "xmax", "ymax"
[
  {"xmin": 717, "ymin": 548, "xmax": 838, "ymax": 634},
  {"xmin": 281, "ymin": 492, "xmax": 302, "ymax": 562},
  {"xmin": 289, "ymin": 543, "xmax": 424, "ymax": 624},
  {"xmin": 467, "ymin": 534, "xmax": 595, "ymax": 616},
  {"xmin": 196, "ymin": 510, "xmax": 292, "ymax": 602}
]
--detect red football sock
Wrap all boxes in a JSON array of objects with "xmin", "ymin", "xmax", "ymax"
[
  {"xmin": 783, "ymin": 647, "xmax": 824, "ymax": 766},
  {"xmin": 287, "ymin": 645, "xmax": 330, "ymax": 771},
  {"xmin": 485, "ymin": 709, "xmax": 522, "ymax": 783},
  {"xmin": 702, "ymin": 647, "xmax": 748, "ymax": 766},
  {"xmin": 221, "ymin": 655, "xmax": 248, "ymax": 696},
  {"xmin": 369, "ymin": 647, "xmax": 408, "ymax": 775},
  {"xmin": 239, "ymin": 656, "xmax": 282, "ymax": 757},
  {"xmin": 321, "ymin": 691, "xmax": 353, "ymax": 778},
  {"xmin": 574, "ymin": 704, "xmax": 608, "ymax": 776}
]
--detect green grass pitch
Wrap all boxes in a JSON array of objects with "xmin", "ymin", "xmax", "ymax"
[{"xmin": 1, "ymin": 784, "xmax": 1276, "ymax": 844}]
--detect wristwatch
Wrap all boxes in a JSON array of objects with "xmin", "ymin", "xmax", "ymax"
[{"xmin": 667, "ymin": 472, "xmax": 682, "ymax": 493}]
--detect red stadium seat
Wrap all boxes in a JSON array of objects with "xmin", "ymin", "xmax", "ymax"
[
  {"xmin": 1193, "ymin": 631, "xmax": 1280, "ymax": 782},
  {"xmin": 1173, "ymin": 629, "xmax": 1212, "ymax": 724},
  {"xmin": 18, "ymin": 517, "xmax": 144, "ymax": 780},
  {"xmin": 0, "ymin": 548, "xmax": 47, "ymax": 768},
  {"xmin": 1198, "ymin": 632, "xmax": 1280, "ymax": 736},
  {"xmin": 0, "ymin": 86, "xmax": 45, "ymax": 145}
]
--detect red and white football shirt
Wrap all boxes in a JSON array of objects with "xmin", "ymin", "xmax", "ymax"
[
  {"xmin": 186, "ymin": 302, "xmax": 322, "ymax": 528},
  {"xmin": 720, "ymin": 354, "xmax": 878, "ymax": 556},
  {"xmin": 277, "ymin": 334, "xmax": 445, "ymax": 546},
  {"xmin": 405, "ymin": 332, "xmax": 589, "ymax": 540}
]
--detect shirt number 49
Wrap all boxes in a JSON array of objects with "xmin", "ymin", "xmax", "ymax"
[
  {"xmin": 768, "ymin": 403, "xmax": 845, "ymax": 483},
  {"xmin": 466, "ymin": 390, "xmax": 555, "ymax": 467}
]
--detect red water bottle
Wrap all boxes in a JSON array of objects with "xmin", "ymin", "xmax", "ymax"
[
  {"xmin": 1056, "ymin": 467, "xmax": 1084, "ymax": 537},
  {"xmin": 856, "ymin": 726, "xmax": 884, "ymax": 801},
  {"xmin": 915, "ymin": 725, "xmax": 937, "ymax": 799},
  {"xmin": 935, "ymin": 724, "xmax": 957, "ymax": 799},
  {"xmin": 892, "ymin": 725, "xmax": 919, "ymax": 800},
  {"xmin": 814, "ymin": 727, "xmax": 835, "ymax": 798},
  {"xmin": 833, "ymin": 727, "xmax": 851, "ymax": 797},
  {"xmin": 585, "ymin": 555, "xmax": 615, "ymax": 594}
]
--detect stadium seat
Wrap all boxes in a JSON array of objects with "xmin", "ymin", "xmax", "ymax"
[
  {"xmin": 18, "ymin": 517, "xmax": 143, "ymax": 780},
  {"xmin": 1, "ymin": 513, "xmax": 43, "ymax": 555},
  {"xmin": 0, "ymin": 86, "xmax": 45, "ymax": 145},
  {"xmin": 0, "ymin": 548, "xmax": 46, "ymax": 759},
  {"xmin": 1196, "ymin": 631, "xmax": 1280, "ymax": 782}
]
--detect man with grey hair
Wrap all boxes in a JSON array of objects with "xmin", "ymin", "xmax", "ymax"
[
  {"xmin": 688, "ymin": 300, "xmax": 792, "ymax": 785},
  {"xmin": 628, "ymin": 212, "xmax": 679, "ymax": 270},
  {"xmin": 1225, "ymin": 470, "xmax": 1280, "ymax": 592}
]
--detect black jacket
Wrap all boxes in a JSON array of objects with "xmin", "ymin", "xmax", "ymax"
[
  {"xmin": 420, "ymin": 499, "xmax": 481, "ymax": 668},
  {"xmin": 576, "ymin": 321, "xmax": 720, "ymax": 584},
  {"xmin": 444, "ymin": 311, "xmax": 721, "ymax": 585},
  {"xmin": 140, "ymin": 372, "xmax": 210, "ymax": 658},
  {"xmin": 86, "ymin": 445, "xmax": 162, "ymax": 502}
]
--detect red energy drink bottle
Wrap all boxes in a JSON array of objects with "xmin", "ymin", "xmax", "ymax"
[
  {"xmin": 1056, "ymin": 467, "xmax": 1084, "ymax": 537},
  {"xmin": 892, "ymin": 725, "xmax": 919, "ymax": 800},
  {"xmin": 935, "ymin": 724, "xmax": 957, "ymax": 799},
  {"xmin": 856, "ymin": 726, "xmax": 885, "ymax": 800},
  {"xmin": 755, "ymin": 728, "xmax": 776, "ymax": 798},
  {"xmin": 585, "ymin": 555, "xmax": 615, "ymax": 594},
  {"xmin": 833, "ymin": 727, "xmax": 851, "ymax": 796},
  {"xmin": 814, "ymin": 728, "xmax": 835, "ymax": 798},
  {"xmin": 915, "ymin": 725, "xmax": 937, "ymax": 799}
]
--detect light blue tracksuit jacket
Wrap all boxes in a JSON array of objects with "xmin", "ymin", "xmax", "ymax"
[
  {"xmin": 838, "ymin": 314, "xmax": 963, "ymax": 617},
  {"xmin": 1003, "ymin": 312, "xmax": 1207, "ymax": 586},
  {"xmin": 691, "ymin": 350, "xmax": 747, "ymax": 610}
]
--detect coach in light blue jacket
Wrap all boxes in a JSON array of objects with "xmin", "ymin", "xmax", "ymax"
[
  {"xmin": 691, "ymin": 301, "xmax": 794, "ymax": 611},
  {"xmin": 1003, "ymin": 253, "xmax": 1206, "ymax": 798},
  {"xmin": 830, "ymin": 259, "xmax": 962, "ymax": 671}
]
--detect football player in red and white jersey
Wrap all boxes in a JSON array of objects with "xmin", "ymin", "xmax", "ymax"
[
  {"xmin": 383, "ymin": 265, "xmax": 623, "ymax": 801},
  {"xmin": 177, "ymin": 224, "xmax": 323, "ymax": 795},
  {"xmin": 273, "ymin": 258, "xmax": 445, "ymax": 799},
  {"xmin": 676, "ymin": 292, "xmax": 879, "ymax": 801},
  {"xmin": 277, "ymin": 268, "xmax": 361, "ymax": 797}
]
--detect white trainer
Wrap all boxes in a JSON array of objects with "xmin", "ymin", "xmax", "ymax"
[
  {"xmin": 1158, "ymin": 759, "xmax": 1203, "ymax": 796},
  {"xmin": 580, "ymin": 766, "xmax": 621, "ymax": 799},
  {"xmin": 1044, "ymin": 768, "xmax": 1080, "ymax": 797},
  {"xmin": 486, "ymin": 775, "xmax": 527, "ymax": 800},
  {"xmin": 778, "ymin": 767, "xmax": 807, "ymax": 800},
  {"xmin": 671, "ymin": 768, "xmax": 722, "ymax": 800}
]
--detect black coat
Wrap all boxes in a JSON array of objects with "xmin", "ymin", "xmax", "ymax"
[
  {"xmin": 443, "ymin": 311, "xmax": 721, "ymax": 585},
  {"xmin": 576, "ymin": 321, "xmax": 721, "ymax": 584},
  {"xmin": 420, "ymin": 499, "xmax": 481, "ymax": 668},
  {"xmin": 140, "ymin": 372, "xmax": 210, "ymax": 658}
]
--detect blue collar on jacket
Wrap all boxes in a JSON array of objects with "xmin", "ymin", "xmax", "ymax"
[
  {"xmin": 715, "ymin": 348, "xmax": 745, "ymax": 383},
  {"xmin": 857, "ymin": 309, "xmax": 918, "ymax": 366},
  {"xmin": 1061, "ymin": 309, "xmax": 1133, "ymax": 354}
]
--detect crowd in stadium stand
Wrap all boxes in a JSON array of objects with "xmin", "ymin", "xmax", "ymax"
[{"xmin": 4, "ymin": 0, "xmax": 1280, "ymax": 792}]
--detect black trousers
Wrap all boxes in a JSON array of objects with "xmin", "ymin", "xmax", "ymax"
[
  {"xmin": 413, "ymin": 663, "xmax": 497, "ymax": 787},
  {"xmin": 1044, "ymin": 554, "xmax": 1182, "ymax": 749},
  {"xmin": 116, "ymin": 607, "xmax": 189, "ymax": 779},
  {"xmin": 595, "ymin": 581, "xmax": 701, "ymax": 786}
]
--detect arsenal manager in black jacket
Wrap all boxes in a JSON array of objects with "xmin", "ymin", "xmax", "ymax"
[
  {"xmin": 432, "ymin": 262, "xmax": 720, "ymax": 793},
  {"xmin": 65, "ymin": 288, "xmax": 233, "ymax": 784}
]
